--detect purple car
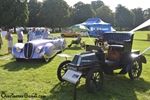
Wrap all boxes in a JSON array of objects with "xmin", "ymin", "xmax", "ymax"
[{"xmin": 12, "ymin": 36, "xmax": 67, "ymax": 62}]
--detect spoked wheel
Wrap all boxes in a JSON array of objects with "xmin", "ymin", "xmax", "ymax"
[
  {"xmin": 128, "ymin": 60, "xmax": 142, "ymax": 80},
  {"xmin": 86, "ymin": 67, "xmax": 104, "ymax": 93},
  {"xmin": 57, "ymin": 60, "xmax": 71, "ymax": 82}
]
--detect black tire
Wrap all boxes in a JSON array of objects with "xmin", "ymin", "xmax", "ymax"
[
  {"xmin": 16, "ymin": 58, "xmax": 22, "ymax": 62},
  {"xmin": 128, "ymin": 60, "xmax": 142, "ymax": 80},
  {"xmin": 86, "ymin": 67, "xmax": 104, "ymax": 93},
  {"xmin": 57, "ymin": 60, "xmax": 71, "ymax": 82},
  {"xmin": 61, "ymin": 34, "xmax": 65, "ymax": 37},
  {"xmin": 44, "ymin": 58, "xmax": 50, "ymax": 63}
]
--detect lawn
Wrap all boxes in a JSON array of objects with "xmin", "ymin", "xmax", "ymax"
[{"xmin": 0, "ymin": 31, "xmax": 150, "ymax": 100}]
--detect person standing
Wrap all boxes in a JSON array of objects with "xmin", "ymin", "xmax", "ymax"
[
  {"xmin": 35, "ymin": 28, "xmax": 42, "ymax": 38},
  {"xmin": 0, "ymin": 28, "xmax": 3, "ymax": 50},
  {"xmin": 27, "ymin": 29, "xmax": 31, "ymax": 42},
  {"xmin": 27, "ymin": 28, "xmax": 35, "ymax": 41},
  {"xmin": 42, "ymin": 28, "xmax": 50, "ymax": 39},
  {"xmin": 5, "ymin": 29, "xmax": 13, "ymax": 54},
  {"xmin": 17, "ymin": 27, "xmax": 24, "ymax": 43}
]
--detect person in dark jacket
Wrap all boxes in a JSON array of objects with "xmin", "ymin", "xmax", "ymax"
[{"xmin": 68, "ymin": 34, "xmax": 82, "ymax": 48}]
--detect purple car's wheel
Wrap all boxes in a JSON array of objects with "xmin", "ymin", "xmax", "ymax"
[{"xmin": 57, "ymin": 60, "xmax": 71, "ymax": 82}]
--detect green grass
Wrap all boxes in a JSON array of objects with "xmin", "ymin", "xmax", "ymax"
[{"xmin": 0, "ymin": 31, "xmax": 150, "ymax": 100}]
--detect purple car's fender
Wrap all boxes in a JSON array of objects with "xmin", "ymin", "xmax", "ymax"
[
  {"xmin": 43, "ymin": 43, "xmax": 57, "ymax": 58},
  {"xmin": 12, "ymin": 43, "xmax": 25, "ymax": 58}
]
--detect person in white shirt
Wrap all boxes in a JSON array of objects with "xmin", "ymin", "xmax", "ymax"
[
  {"xmin": 27, "ymin": 28, "xmax": 35, "ymax": 41},
  {"xmin": 17, "ymin": 27, "xmax": 24, "ymax": 43},
  {"xmin": 0, "ymin": 28, "xmax": 3, "ymax": 50},
  {"xmin": 42, "ymin": 28, "xmax": 50, "ymax": 39}
]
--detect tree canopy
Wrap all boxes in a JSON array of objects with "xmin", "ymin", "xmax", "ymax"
[
  {"xmin": 115, "ymin": 4, "xmax": 134, "ymax": 30},
  {"xmin": 0, "ymin": 0, "xmax": 28, "ymax": 29},
  {"xmin": 39, "ymin": 0, "xmax": 69, "ymax": 28},
  {"xmin": 95, "ymin": 5, "xmax": 114, "ymax": 26},
  {"xmin": 0, "ymin": 0, "xmax": 149, "ymax": 31},
  {"xmin": 71, "ymin": 2, "xmax": 95, "ymax": 24},
  {"xmin": 28, "ymin": 0, "xmax": 42, "ymax": 27}
]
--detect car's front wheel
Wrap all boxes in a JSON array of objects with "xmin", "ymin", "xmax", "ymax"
[
  {"xmin": 128, "ymin": 60, "xmax": 142, "ymax": 80},
  {"xmin": 86, "ymin": 67, "xmax": 104, "ymax": 93},
  {"xmin": 61, "ymin": 34, "xmax": 65, "ymax": 37},
  {"xmin": 57, "ymin": 60, "xmax": 71, "ymax": 82}
]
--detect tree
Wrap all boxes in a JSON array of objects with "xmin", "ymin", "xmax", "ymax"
[
  {"xmin": 39, "ymin": 0, "xmax": 69, "ymax": 30},
  {"xmin": 28, "ymin": 0, "xmax": 42, "ymax": 27},
  {"xmin": 66, "ymin": 7, "xmax": 74, "ymax": 26},
  {"xmin": 95, "ymin": 5, "xmax": 115, "ymax": 26},
  {"xmin": 132, "ymin": 8, "xmax": 145, "ymax": 27},
  {"xmin": 71, "ymin": 2, "xmax": 95, "ymax": 24},
  {"xmin": 91, "ymin": 0, "xmax": 104, "ymax": 11},
  {"xmin": 115, "ymin": 4, "xmax": 134, "ymax": 30},
  {"xmin": 0, "ymin": 0, "xmax": 29, "ymax": 30},
  {"xmin": 143, "ymin": 8, "xmax": 150, "ymax": 20}
]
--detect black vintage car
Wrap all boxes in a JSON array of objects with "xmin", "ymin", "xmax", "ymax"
[{"xmin": 57, "ymin": 32, "xmax": 148, "ymax": 93}]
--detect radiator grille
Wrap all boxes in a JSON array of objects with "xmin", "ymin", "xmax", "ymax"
[{"xmin": 24, "ymin": 43, "xmax": 33, "ymax": 59}]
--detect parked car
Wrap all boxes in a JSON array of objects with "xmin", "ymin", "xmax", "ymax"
[
  {"xmin": 12, "ymin": 36, "xmax": 67, "ymax": 62},
  {"xmin": 57, "ymin": 32, "xmax": 149, "ymax": 93},
  {"xmin": 61, "ymin": 28, "xmax": 80, "ymax": 37},
  {"xmin": 61, "ymin": 32, "xmax": 80, "ymax": 37}
]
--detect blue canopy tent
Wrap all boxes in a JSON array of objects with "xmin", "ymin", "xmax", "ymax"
[{"xmin": 81, "ymin": 18, "xmax": 112, "ymax": 36}]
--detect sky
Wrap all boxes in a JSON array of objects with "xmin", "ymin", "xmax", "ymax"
[{"xmin": 63, "ymin": 0, "xmax": 150, "ymax": 12}]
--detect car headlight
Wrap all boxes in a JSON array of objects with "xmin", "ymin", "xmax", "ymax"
[
  {"xmin": 16, "ymin": 47, "xmax": 22, "ymax": 52},
  {"xmin": 36, "ymin": 47, "xmax": 42, "ymax": 53}
]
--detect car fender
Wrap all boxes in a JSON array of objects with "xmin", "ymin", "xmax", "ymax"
[
  {"xmin": 13, "ymin": 43, "xmax": 24, "ymax": 50},
  {"xmin": 119, "ymin": 54, "xmax": 146, "ymax": 74},
  {"xmin": 125, "ymin": 55, "xmax": 146, "ymax": 72},
  {"xmin": 43, "ymin": 43, "xmax": 57, "ymax": 57},
  {"xmin": 131, "ymin": 54, "xmax": 147, "ymax": 64},
  {"xmin": 12, "ymin": 43, "xmax": 24, "ymax": 56},
  {"xmin": 59, "ymin": 39, "xmax": 67, "ymax": 50},
  {"xmin": 51, "ymin": 39, "xmax": 66, "ymax": 51}
]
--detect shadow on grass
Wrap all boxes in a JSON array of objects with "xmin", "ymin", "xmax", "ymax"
[
  {"xmin": 66, "ymin": 46, "xmax": 83, "ymax": 50},
  {"xmin": 144, "ymin": 54, "xmax": 150, "ymax": 56},
  {"xmin": 43, "ymin": 76, "xmax": 150, "ymax": 100},
  {"xmin": 1, "ymin": 57, "xmax": 54, "ymax": 71},
  {"xmin": 134, "ymin": 39, "xmax": 150, "ymax": 42},
  {"xmin": 0, "ymin": 53, "xmax": 10, "ymax": 56}
]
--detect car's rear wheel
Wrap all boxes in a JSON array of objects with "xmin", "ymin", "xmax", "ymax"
[
  {"xmin": 128, "ymin": 60, "xmax": 142, "ymax": 80},
  {"xmin": 86, "ymin": 67, "xmax": 104, "ymax": 93},
  {"xmin": 57, "ymin": 60, "xmax": 71, "ymax": 82},
  {"xmin": 61, "ymin": 34, "xmax": 65, "ymax": 37}
]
